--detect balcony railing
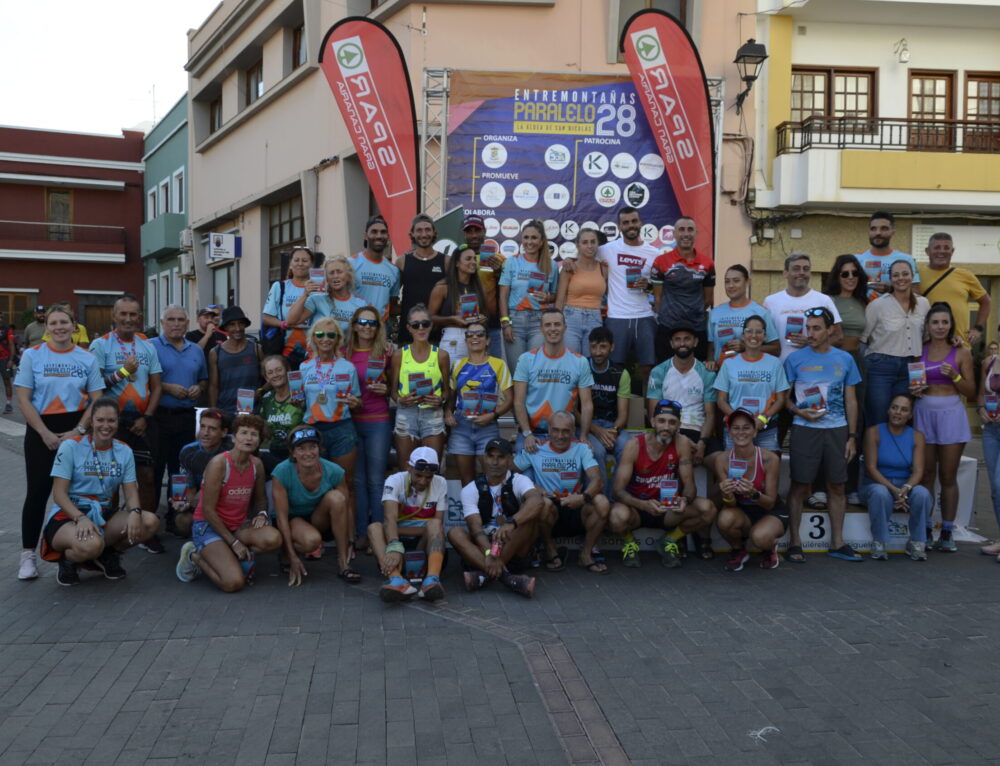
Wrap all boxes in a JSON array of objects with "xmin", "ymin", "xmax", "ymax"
[
  {"xmin": 0, "ymin": 219, "xmax": 126, "ymax": 245},
  {"xmin": 777, "ymin": 116, "xmax": 1000, "ymax": 155}
]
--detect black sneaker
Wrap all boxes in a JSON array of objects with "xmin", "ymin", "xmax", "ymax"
[
  {"xmin": 94, "ymin": 548, "xmax": 126, "ymax": 580},
  {"xmin": 500, "ymin": 570, "xmax": 536, "ymax": 598},
  {"xmin": 139, "ymin": 534, "xmax": 165, "ymax": 554},
  {"xmin": 56, "ymin": 558, "xmax": 80, "ymax": 587}
]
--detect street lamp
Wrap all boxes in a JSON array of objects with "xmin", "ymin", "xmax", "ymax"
[{"xmin": 734, "ymin": 38, "xmax": 768, "ymax": 113}]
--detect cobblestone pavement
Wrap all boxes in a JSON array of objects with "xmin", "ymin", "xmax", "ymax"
[{"xmin": 1, "ymin": 418, "xmax": 999, "ymax": 765}]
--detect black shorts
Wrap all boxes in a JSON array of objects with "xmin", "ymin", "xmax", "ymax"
[
  {"xmin": 43, "ymin": 507, "xmax": 114, "ymax": 551},
  {"xmin": 116, "ymin": 417, "xmax": 157, "ymax": 466},
  {"xmin": 789, "ymin": 425, "xmax": 847, "ymax": 485},
  {"xmin": 552, "ymin": 499, "xmax": 587, "ymax": 538},
  {"xmin": 738, "ymin": 498, "xmax": 790, "ymax": 532},
  {"xmin": 679, "ymin": 428, "xmax": 722, "ymax": 456},
  {"xmin": 635, "ymin": 508, "xmax": 672, "ymax": 530}
]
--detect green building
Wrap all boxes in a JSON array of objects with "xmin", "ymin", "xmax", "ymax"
[{"xmin": 141, "ymin": 96, "xmax": 190, "ymax": 327}]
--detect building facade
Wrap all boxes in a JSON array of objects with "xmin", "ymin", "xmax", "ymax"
[
  {"xmin": 0, "ymin": 126, "xmax": 144, "ymax": 338},
  {"xmin": 749, "ymin": 0, "xmax": 1000, "ymax": 344},
  {"xmin": 184, "ymin": 0, "xmax": 761, "ymax": 321},
  {"xmin": 141, "ymin": 96, "xmax": 191, "ymax": 328}
]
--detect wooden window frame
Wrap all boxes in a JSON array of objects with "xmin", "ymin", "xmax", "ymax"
[
  {"xmin": 292, "ymin": 25, "xmax": 306, "ymax": 70},
  {"xmin": 790, "ymin": 66, "xmax": 879, "ymax": 124},
  {"xmin": 46, "ymin": 188, "xmax": 73, "ymax": 242},
  {"xmin": 907, "ymin": 70, "xmax": 957, "ymax": 151}
]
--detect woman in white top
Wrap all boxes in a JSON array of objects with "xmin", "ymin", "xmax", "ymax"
[{"xmin": 860, "ymin": 259, "xmax": 929, "ymax": 428}]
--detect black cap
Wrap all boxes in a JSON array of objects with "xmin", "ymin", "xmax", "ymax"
[{"xmin": 484, "ymin": 437, "xmax": 513, "ymax": 455}]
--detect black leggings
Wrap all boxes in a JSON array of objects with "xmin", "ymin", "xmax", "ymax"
[{"xmin": 22, "ymin": 412, "xmax": 81, "ymax": 549}]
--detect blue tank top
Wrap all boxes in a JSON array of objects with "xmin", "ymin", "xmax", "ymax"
[
  {"xmin": 875, "ymin": 423, "xmax": 914, "ymax": 482},
  {"xmin": 215, "ymin": 341, "xmax": 260, "ymax": 415}
]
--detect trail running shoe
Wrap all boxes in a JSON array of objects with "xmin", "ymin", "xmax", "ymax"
[
  {"xmin": 94, "ymin": 548, "xmax": 126, "ymax": 579},
  {"xmin": 175, "ymin": 541, "xmax": 201, "ymax": 582},
  {"xmin": 870, "ymin": 541, "xmax": 889, "ymax": 561},
  {"xmin": 419, "ymin": 574, "xmax": 445, "ymax": 602},
  {"xmin": 500, "ymin": 571, "xmax": 535, "ymax": 598},
  {"xmin": 621, "ymin": 539, "xmax": 641, "ymax": 568},
  {"xmin": 139, "ymin": 534, "xmax": 166, "ymax": 554},
  {"xmin": 56, "ymin": 558, "xmax": 80, "ymax": 587},
  {"xmin": 657, "ymin": 535, "xmax": 682, "ymax": 569},
  {"xmin": 906, "ymin": 540, "xmax": 927, "ymax": 561},
  {"xmin": 380, "ymin": 575, "xmax": 417, "ymax": 603},
  {"xmin": 724, "ymin": 549, "xmax": 750, "ymax": 572},
  {"xmin": 759, "ymin": 547, "xmax": 780, "ymax": 570},
  {"xmin": 935, "ymin": 536, "xmax": 957, "ymax": 553},
  {"xmin": 463, "ymin": 570, "xmax": 486, "ymax": 592}
]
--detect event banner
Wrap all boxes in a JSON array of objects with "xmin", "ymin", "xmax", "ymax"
[
  {"xmin": 621, "ymin": 10, "xmax": 715, "ymax": 260},
  {"xmin": 446, "ymin": 70, "xmax": 681, "ymax": 259},
  {"xmin": 319, "ymin": 18, "xmax": 419, "ymax": 255}
]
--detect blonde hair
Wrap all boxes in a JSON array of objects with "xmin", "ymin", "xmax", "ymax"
[
  {"xmin": 323, "ymin": 253, "xmax": 355, "ymax": 296},
  {"xmin": 522, "ymin": 219, "xmax": 553, "ymax": 276},
  {"xmin": 346, "ymin": 305, "xmax": 388, "ymax": 360},
  {"xmin": 308, "ymin": 316, "xmax": 344, "ymax": 357}
]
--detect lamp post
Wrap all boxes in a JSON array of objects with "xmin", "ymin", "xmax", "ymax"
[{"xmin": 734, "ymin": 38, "xmax": 768, "ymax": 114}]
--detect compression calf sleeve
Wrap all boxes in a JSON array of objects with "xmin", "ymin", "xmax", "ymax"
[{"xmin": 428, "ymin": 551, "xmax": 444, "ymax": 576}]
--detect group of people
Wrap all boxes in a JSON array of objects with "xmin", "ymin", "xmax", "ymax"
[{"xmin": 12, "ymin": 205, "xmax": 1000, "ymax": 600}]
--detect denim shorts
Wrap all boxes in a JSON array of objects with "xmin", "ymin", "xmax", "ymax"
[
  {"xmin": 316, "ymin": 419, "xmax": 358, "ymax": 459},
  {"xmin": 447, "ymin": 414, "xmax": 500, "ymax": 455},
  {"xmin": 394, "ymin": 405, "xmax": 446, "ymax": 439},
  {"xmin": 192, "ymin": 519, "xmax": 243, "ymax": 551}
]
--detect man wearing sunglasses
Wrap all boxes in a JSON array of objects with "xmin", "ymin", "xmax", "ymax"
[
  {"xmin": 783, "ymin": 307, "xmax": 862, "ymax": 563},
  {"xmin": 514, "ymin": 410, "xmax": 610, "ymax": 574},
  {"xmin": 763, "ymin": 253, "xmax": 842, "ymax": 363},
  {"xmin": 609, "ymin": 400, "xmax": 717, "ymax": 567},
  {"xmin": 370, "ymin": 446, "xmax": 449, "ymax": 602}
]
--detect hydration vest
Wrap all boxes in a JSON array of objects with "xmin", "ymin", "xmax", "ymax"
[{"xmin": 475, "ymin": 473, "xmax": 519, "ymax": 527}]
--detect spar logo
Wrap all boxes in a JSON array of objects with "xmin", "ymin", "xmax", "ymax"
[
  {"xmin": 629, "ymin": 26, "xmax": 709, "ymax": 191},
  {"xmin": 330, "ymin": 34, "xmax": 413, "ymax": 197}
]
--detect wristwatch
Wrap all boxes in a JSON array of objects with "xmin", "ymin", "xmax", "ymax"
[
  {"xmin": 75, "ymin": 424, "xmax": 87, "ymax": 435},
  {"xmin": 521, "ymin": 429, "xmax": 532, "ymax": 438}
]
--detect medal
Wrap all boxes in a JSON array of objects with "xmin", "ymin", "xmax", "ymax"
[{"xmin": 318, "ymin": 391, "xmax": 328, "ymax": 404}]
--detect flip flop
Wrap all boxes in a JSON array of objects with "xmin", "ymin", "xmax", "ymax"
[
  {"xmin": 579, "ymin": 560, "xmax": 610, "ymax": 575},
  {"xmin": 805, "ymin": 494, "xmax": 828, "ymax": 510},
  {"xmin": 784, "ymin": 545, "xmax": 806, "ymax": 564},
  {"xmin": 338, "ymin": 567, "xmax": 362, "ymax": 584},
  {"xmin": 827, "ymin": 544, "xmax": 863, "ymax": 562},
  {"xmin": 544, "ymin": 545, "xmax": 568, "ymax": 572}
]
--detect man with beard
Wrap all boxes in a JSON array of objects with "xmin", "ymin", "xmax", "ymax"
[
  {"xmin": 645, "ymin": 327, "xmax": 719, "ymax": 468},
  {"xmin": 565, "ymin": 206, "xmax": 657, "ymax": 385},
  {"xmin": 396, "ymin": 214, "xmax": 447, "ymax": 344},
  {"xmin": 449, "ymin": 438, "xmax": 542, "ymax": 597},
  {"xmin": 608, "ymin": 400, "xmax": 718, "ymax": 567},
  {"xmin": 350, "ymin": 215, "xmax": 401, "ymax": 322},
  {"xmin": 651, "ymin": 216, "xmax": 716, "ymax": 361},
  {"xmin": 515, "ymin": 410, "xmax": 610, "ymax": 574},
  {"xmin": 460, "ymin": 214, "xmax": 505, "ymax": 357},
  {"xmin": 171, "ymin": 409, "xmax": 231, "ymax": 538},
  {"xmin": 89, "ymin": 294, "xmax": 163, "ymax": 551},
  {"xmin": 763, "ymin": 253, "xmax": 842, "ymax": 363},
  {"xmin": 917, "ymin": 232, "xmax": 990, "ymax": 347},
  {"xmin": 858, "ymin": 211, "xmax": 920, "ymax": 302}
]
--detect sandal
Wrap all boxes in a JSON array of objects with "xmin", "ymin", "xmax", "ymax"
[
  {"xmin": 338, "ymin": 567, "xmax": 362, "ymax": 584},
  {"xmin": 827, "ymin": 544, "xmax": 863, "ymax": 562},
  {"xmin": 784, "ymin": 545, "xmax": 806, "ymax": 564},
  {"xmin": 579, "ymin": 560, "xmax": 610, "ymax": 575},
  {"xmin": 805, "ymin": 493, "xmax": 828, "ymax": 510},
  {"xmin": 543, "ymin": 545, "xmax": 568, "ymax": 572}
]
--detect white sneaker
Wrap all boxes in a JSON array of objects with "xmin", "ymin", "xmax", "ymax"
[
  {"xmin": 847, "ymin": 492, "xmax": 862, "ymax": 506},
  {"xmin": 18, "ymin": 550, "xmax": 38, "ymax": 580}
]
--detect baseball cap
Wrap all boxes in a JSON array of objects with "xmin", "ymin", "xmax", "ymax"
[
  {"xmin": 725, "ymin": 408, "xmax": 757, "ymax": 428},
  {"xmin": 409, "ymin": 446, "xmax": 440, "ymax": 471},
  {"xmin": 288, "ymin": 426, "xmax": 321, "ymax": 449},
  {"xmin": 653, "ymin": 399, "xmax": 682, "ymax": 418},
  {"xmin": 484, "ymin": 438, "xmax": 513, "ymax": 455},
  {"xmin": 35, "ymin": 305, "xmax": 45, "ymax": 311},
  {"xmin": 462, "ymin": 214, "xmax": 485, "ymax": 230},
  {"xmin": 197, "ymin": 306, "xmax": 220, "ymax": 317}
]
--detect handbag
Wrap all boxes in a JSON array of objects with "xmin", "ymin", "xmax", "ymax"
[{"xmin": 260, "ymin": 280, "xmax": 287, "ymax": 356}]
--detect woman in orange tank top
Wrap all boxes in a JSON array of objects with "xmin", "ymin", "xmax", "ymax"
[{"xmin": 556, "ymin": 227, "xmax": 608, "ymax": 355}]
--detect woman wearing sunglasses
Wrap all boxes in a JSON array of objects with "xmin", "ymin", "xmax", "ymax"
[
  {"xmin": 286, "ymin": 254, "xmax": 367, "ymax": 339},
  {"xmin": 389, "ymin": 304, "xmax": 451, "ymax": 470},
  {"xmin": 498, "ymin": 220, "xmax": 558, "ymax": 370},
  {"xmin": 429, "ymin": 245, "xmax": 489, "ymax": 366},
  {"xmin": 270, "ymin": 424, "xmax": 356, "ymax": 586},
  {"xmin": 345, "ymin": 306, "xmax": 392, "ymax": 553},
  {"xmin": 299, "ymin": 319, "xmax": 362, "ymax": 552},
  {"xmin": 444, "ymin": 319, "xmax": 514, "ymax": 485}
]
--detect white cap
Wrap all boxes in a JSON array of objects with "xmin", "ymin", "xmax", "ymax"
[{"xmin": 408, "ymin": 446, "xmax": 440, "ymax": 468}]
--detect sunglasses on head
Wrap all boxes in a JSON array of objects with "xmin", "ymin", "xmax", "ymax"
[
  {"xmin": 411, "ymin": 459, "xmax": 439, "ymax": 472},
  {"xmin": 354, "ymin": 318, "xmax": 378, "ymax": 328},
  {"xmin": 293, "ymin": 428, "xmax": 318, "ymax": 441},
  {"xmin": 465, "ymin": 330, "xmax": 486, "ymax": 338},
  {"xmin": 657, "ymin": 398, "xmax": 683, "ymax": 410},
  {"xmin": 408, "ymin": 320, "xmax": 432, "ymax": 329},
  {"xmin": 804, "ymin": 307, "xmax": 832, "ymax": 319},
  {"xmin": 313, "ymin": 330, "xmax": 339, "ymax": 339},
  {"xmin": 840, "ymin": 270, "xmax": 860, "ymax": 278}
]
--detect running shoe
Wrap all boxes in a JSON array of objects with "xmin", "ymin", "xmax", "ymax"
[
  {"xmin": 419, "ymin": 574, "xmax": 445, "ymax": 602},
  {"xmin": 724, "ymin": 549, "xmax": 749, "ymax": 572},
  {"xmin": 139, "ymin": 534, "xmax": 166, "ymax": 554},
  {"xmin": 657, "ymin": 535, "xmax": 682, "ymax": 569},
  {"xmin": 175, "ymin": 541, "xmax": 201, "ymax": 582},
  {"xmin": 304, "ymin": 546, "xmax": 323, "ymax": 560},
  {"xmin": 18, "ymin": 550, "xmax": 38, "ymax": 581},
  {"xmin": 56, "ymin": 558, "xmax": 80, "ymax": 587},
  {"xmin": 906, "ymin": 540, "xmax": 927, "ymax": 561},
  {"xmin": 463, "ymin": 570, "xmax": 486, "ymax": 592},
  {"xmin": 500, "ymin": 571, "xmax": 535, "ymax": 598},
  {"xmin": 980, "ymin": 541, "xmax": 1000, "ymax": 556},
  {"xmin": 759, "ymin": 547, "xmax": 780, "ymax": 570},
  {"xmin": 379, "ymin": 575, "xmax": 417, "ymax": 603},
  {"xmin": 935, "ymin": 536, "xmax": 957, "ymax": 553},
  {"xmin": 870, "ymin": 541, "xmax": 889, "ymax": 561},
  {"xmin": 3, "ymin": 403, "xmax": 12, "ymax": 414},
  {"xmin": 94, "ymin": 548, "xmax": 126, "ymax": 579},
  {"xmin": 621, "ymin": 539, "xmax": 641, "ymax": 568}
]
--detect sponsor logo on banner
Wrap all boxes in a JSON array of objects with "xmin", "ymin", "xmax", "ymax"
[
  {"xmin": 482, "ymin": 142, "xmax": 508, "ymax": 168},
  {"xmin": 500, "ymin": 218, "xmax": 521, "ymax": 238},
  {"xmin": 582, "ymin": 151, "xmax": 609, "ymax": 178},
  {"xmin": 659, "ymin": 225, "xmax": 676, "ymax": 247},
  {"xmin": 621, "ymin": 11, "xmax": 715, "ymax": 260},
  {"xmin": 560, "ymin": 220, "xmax": 580, "ymax": 240},
  {"xmin": 484, "ymin": 218, "xmax": 501, "ymax": 237},
  {"xmin": 625, "ymin": 181, "xmax": 650, "ymax": 208},
  {"xmin": 320, "ymin": 19, "xmax": 419, "ymax": 254},
  {"xmin": 595, "ymin": 181, "xmax": 621, "ymax": 207},
  {"xmin": 559, "ymin": 241, "xmax": 578, "ymax": 259},
  {"xmin": 500, "ymin": 240, "xmax": 519, "ymax": 256},
  {"xmin": 602, "ymin": 222, "xmax": 620, "ymax": 239},
  {"xmin": 544, "ymin": 183, "xmax": 570, "ymax": 211},
  {"xmin": 480, "ymin": 181, "xmax": 506, "ymax": 208},
  {"xmin": 611, "ymin": 152, "xmax": 638, "ymax": 179},
  {"xmin": 512, "ymin": 182, "xmax": 539, "ymax": 209},
  {"xmin": 545, "ymin": 144, "xmax": 571, "ymax": 170},
  {"xmin": 543, "ymin": 219, "xmax": 560, "ymax": 239},
  {"xmin": 641, "ymin": 224, "xmax": 659, "ymax": 243}
]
